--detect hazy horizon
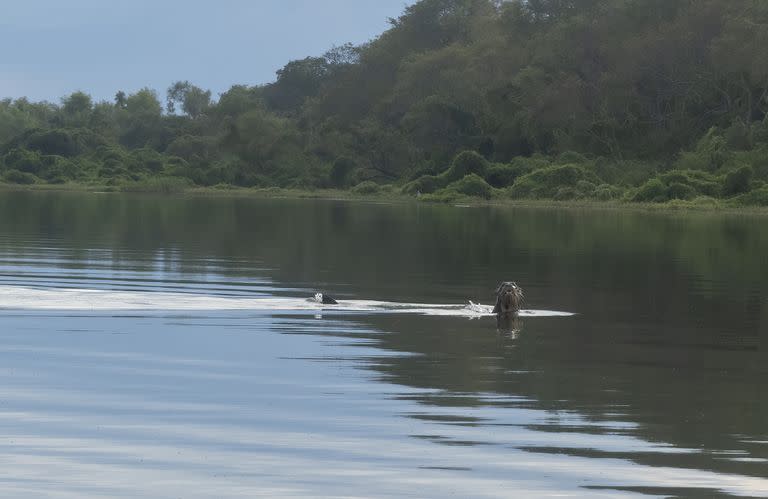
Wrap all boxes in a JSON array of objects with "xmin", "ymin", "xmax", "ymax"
[{"xmin": 0, "ymin": 0, "xmax": 413, "ymax": 104}]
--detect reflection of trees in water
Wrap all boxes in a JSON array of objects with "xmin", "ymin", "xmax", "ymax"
[
  {"xmin": 2, "ymin": 191, "xmax": 767, "ymax": 483},
  {"xmin": 355, "ymin": 310, "xmax": 768, "ymax": 482},
  {"xmin": 2, "ymin": 191, "xmax": 767, "ymax": 301}
]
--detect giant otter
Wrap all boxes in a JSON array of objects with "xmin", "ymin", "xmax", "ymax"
[
  {"xmin": 493, "ymin": 281, "xmax": 524, "ymax": 314},
  {"xmin": 311, "ymin": 292, "xmax": 338, "ymax": 305}
]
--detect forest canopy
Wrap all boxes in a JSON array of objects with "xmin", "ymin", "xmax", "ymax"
[{"xmin": 2, "ymin": 0, "xmax": 768, "ymax": 206}]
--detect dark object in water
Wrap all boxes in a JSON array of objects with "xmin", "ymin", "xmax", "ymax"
[
  {"xmin": 496, "ymin": 313, "xmax": 522, "ymax": 336},
  {"xmin": 312, "ymin": 292, "xmax": 338, "ymax": 305},
  {"xmin": 493, "ymin": 282, "xmax": 524, "ymax": 314}
]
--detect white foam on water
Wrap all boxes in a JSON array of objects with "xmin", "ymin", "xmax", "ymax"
[{"xmin": 0, "ymin": 286, "xmax": 575, "ymax": 318}]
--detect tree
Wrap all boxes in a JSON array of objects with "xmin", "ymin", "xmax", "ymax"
[
  {"xmin": 4, "ymin": 0, "xmax": 768, "ymax": 204},
  {"xmin": 166, "ymin": 81, "xmax": 212, "ymax": 118},
  {"xmin": 61, "ymin": 91, "xmax": 93, "ymax": 126},
  {"xmin": 401, "ymin": 96, "xmax": 479, "ymax": 166},
  {"xmin": 215, "ymin": 85, "xmax": 263, "ymax": 118},
  {"xmin": 323, "ymin": 43, "xmax": 360, "ymax": 67},
  {"xmin": 119, "ymin": 88, "xmax": 163, "ymax": 148},
  {"xmin": 125, "ymin": 88, "xmax": 163, "ymax": 117},
  {"xmin": 711, "ymin": 6, "xmax": 768, "ymax": 123},
  {"xmin": 264, "ymin": 57, "xmax": 329, "ymax": 113},
  {"xmin": 114, "ymin": 91, "xmax": 127, "ymax": 109},
  {"xmin": 330, "ymin": 156, "xmax": 356, "ymax": 187},
  {"xmin": 62, "ymin": 91, "xmax": 92, "ymax": 116}
]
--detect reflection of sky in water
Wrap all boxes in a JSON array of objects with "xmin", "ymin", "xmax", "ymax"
[
  {"xmin": 1, "ymin": 309, "xmax": 766, "ymax": 497},
  {"xmin": 0, "ymin": 196, "xmax": 767, "ymax": 497},
  {"xmin": 0, "ymin": 246, "xmax": 274, "ymax": 296}
]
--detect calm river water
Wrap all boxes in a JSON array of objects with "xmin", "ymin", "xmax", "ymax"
[{"xmin": 0, "ymin": 191, "xmax": 766, "ymax": 498}]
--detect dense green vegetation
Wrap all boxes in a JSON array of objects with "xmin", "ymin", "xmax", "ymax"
[{"xmin": 3, "ymin": 0, "xmax": 768, "ymax": 206}]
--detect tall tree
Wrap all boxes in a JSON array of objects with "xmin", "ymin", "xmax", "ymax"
[{"xmin": 166, "ymin": 81, "xmax": 212, "ymax": 118}]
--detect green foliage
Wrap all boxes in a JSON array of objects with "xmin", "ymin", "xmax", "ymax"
[
  {"xmin": 592, "ymin": 159, "xmax": 660, "ymax": 187},
  {"xmin": 25, "ymin": 129, "xmax": 80, "ymax": 156},
  {"xmin": 675, "ymin": 129, "xmax": 732, "ymax": 172},
  {"xmin": 575, "ymin": 180, "xmax": 596, "ymax": 197},
  {"xmin": 509, "ymin": 164, "xmax": 601, "ymax": 199},
  {"xmin": 729, "ymin": 187, "xmax": 768, "ymax": 207},
  {"xmin": 723, "ymin": 165, "xmax": 754, "ymax": 196},
  {"xmin": 631, "ymin": 178, "xmax": 668, "ymax": 203},
  {"xmin": 61, "ymin": 91, "xmax": 92, "ymax": 126},
  {"xmin": 592, "ymin": 183, "xmax": 624, "ymax": 201},
  {"xmin": 657, "ymin": 170, "xmax": 721, "ymax": 197},
  {"xmin": 3, "ymin": 169, "xmax": 37, "ymax": 184},
  {"xmin": 405, "ymin": 150, "xmax": 494, "ymax": 194},
  {"xmin": 484, "ymin": 164, "xmax": 517, "ymax": 188},
  {"xmin": 420, "ymin": 189, "xmax": 465, "ymax": 203},
  {"xmin": 509, "ymin": 157, "xmax": 546, "ymax": 177},
  {"xmin": 557, "ymin": 151, "xmax": 588, "ymax": 164},
  {"xmin": 165, "ymin": 135, "xmax": 216, "ymax": 162},
  {"xmin": 125, "ymin": 88, "xmax": 163, "ymax": 117},
  {"xmin": 0, "ymin": 98, "xmax": 54, "ymax": 144},
  {"xmin": 93, "ymin": 145, "xmax": 129, "ymax": 179},
  {"xmin": 667, "ymin": 182, "xmax": 697, "ymax": 201},
  {"xmin": 351, "ymin": 180, "xmax": 380, "ymax": 194},
  {"xmin": 166, "ymin": 81, "xmax": 212, "ymax": 118},
  {"xmin": 444, "ymin": 173, "xmax": 493, "ymax": 199},
  {"xmin": 3, "ymin": 0, "xmax": 768, "ymax": 207},
  {"xmin": 115, "ymin": 91, "xmax": 127, "ymax": 109},
  {"xmin": 265, "ymin": 57, "xmax": 329, "ymax": 112},
  {"xmin": 444, "ymin": 151, "xmax": 487, "ymax": 181},
  {"xmin": 62, "ymin": 92, "xmax": 92, "ymax": 116},
  {"xmin": 402, "ymin": 97, "xmax": 479, "ymax": 165},
  {"xmin": 631, "ymin": 170, "xmax": 722, "ymax": 202},
  {"xmin": 162, "ymin": 156, "xmax": 193, "ymax": 180},
  {"xmin": 553, "ymin": 187, "xmax": 578, "ymax": 200},
  {"xmin": 215, "ymin": 85, "xmax": 262, "ymax": 118},
  {"xmin": 130, "ymin": 148, "xmax": 166, "ymax": 173},
  {"xmin": 120, "ymin": 176, "xmax": 193, "ymax": 193},
  {"xmin": 3, "ymin": 148, "xmax": 44, "ymax": 175},
  {"xmin": 118, "ymin": 88, "xmax": 163, "ymax": 148},
  {"xmin": 38, "ymin": 155, "xmax": 79, "ymax": 183},
  {"xmin": 549, "ymin": 180, "xmax": 600, "ymax": 201},
  {"xmin": 329, "ymin": 156, "xmax": 355, "ymax": 188},
  {"xmin": 659, "ymin": 196, "xmax": 724, "ymax": 210},
  {"xmin": 724, "ymin": 120, "xmax": 753, "ymax": 150},
  {"xmin": 403, "ymin": 174, "xmax": 440, "ymax": 194}
]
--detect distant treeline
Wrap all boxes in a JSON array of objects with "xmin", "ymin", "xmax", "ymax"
[{"xmin": 2, "ymin": 0, "xmax": 768, "ymax": 205}]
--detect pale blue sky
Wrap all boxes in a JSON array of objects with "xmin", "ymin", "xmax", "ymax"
[{"xmin": 0, "ymin": 0, "xmax": 413, "ymax": 103}]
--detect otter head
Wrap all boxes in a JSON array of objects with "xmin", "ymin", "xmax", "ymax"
[
  {"xmin": 313, "ymin": 292, "xmax": 338, "ymax": 305},
  {"xmin": 493, "ymin": 281, "xmax": 524, "ymax": 315}
]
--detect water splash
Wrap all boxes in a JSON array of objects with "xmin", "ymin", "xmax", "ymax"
[{"xmin": 0, "ymin": 286, "xmax": 575, "ymax": 318}]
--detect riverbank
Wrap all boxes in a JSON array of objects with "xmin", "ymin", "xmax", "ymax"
[{"xmin": 3, "ymin": 180, "xmax": 768, "ymax": 215}]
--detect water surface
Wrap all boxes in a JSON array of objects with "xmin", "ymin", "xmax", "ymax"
[{"xmin": 0, "ymin": 191, "xmax": 766, "ymax": 498}]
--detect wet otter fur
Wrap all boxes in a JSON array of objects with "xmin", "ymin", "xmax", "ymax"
[
  {"xmin": 493, "ymin": 282, "xmax": 524, "ymax": 315},
  {"xmin": 312, "ymin": 292, "xmax": 338, "ymax": 305}
]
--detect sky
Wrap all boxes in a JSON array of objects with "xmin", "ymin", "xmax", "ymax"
[{"xmin": 0, "ymin": 0, "xmax": 414, "ymax": 103}]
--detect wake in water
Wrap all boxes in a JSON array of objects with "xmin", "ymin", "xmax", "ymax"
[{"xmin": 0, "ymin": 286, "xmax": 575, "ymax": 318}]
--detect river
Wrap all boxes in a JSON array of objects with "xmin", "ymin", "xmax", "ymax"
[{"xmin": 0, "ymin": 191, "xmax": 766, "ymax": 498}]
